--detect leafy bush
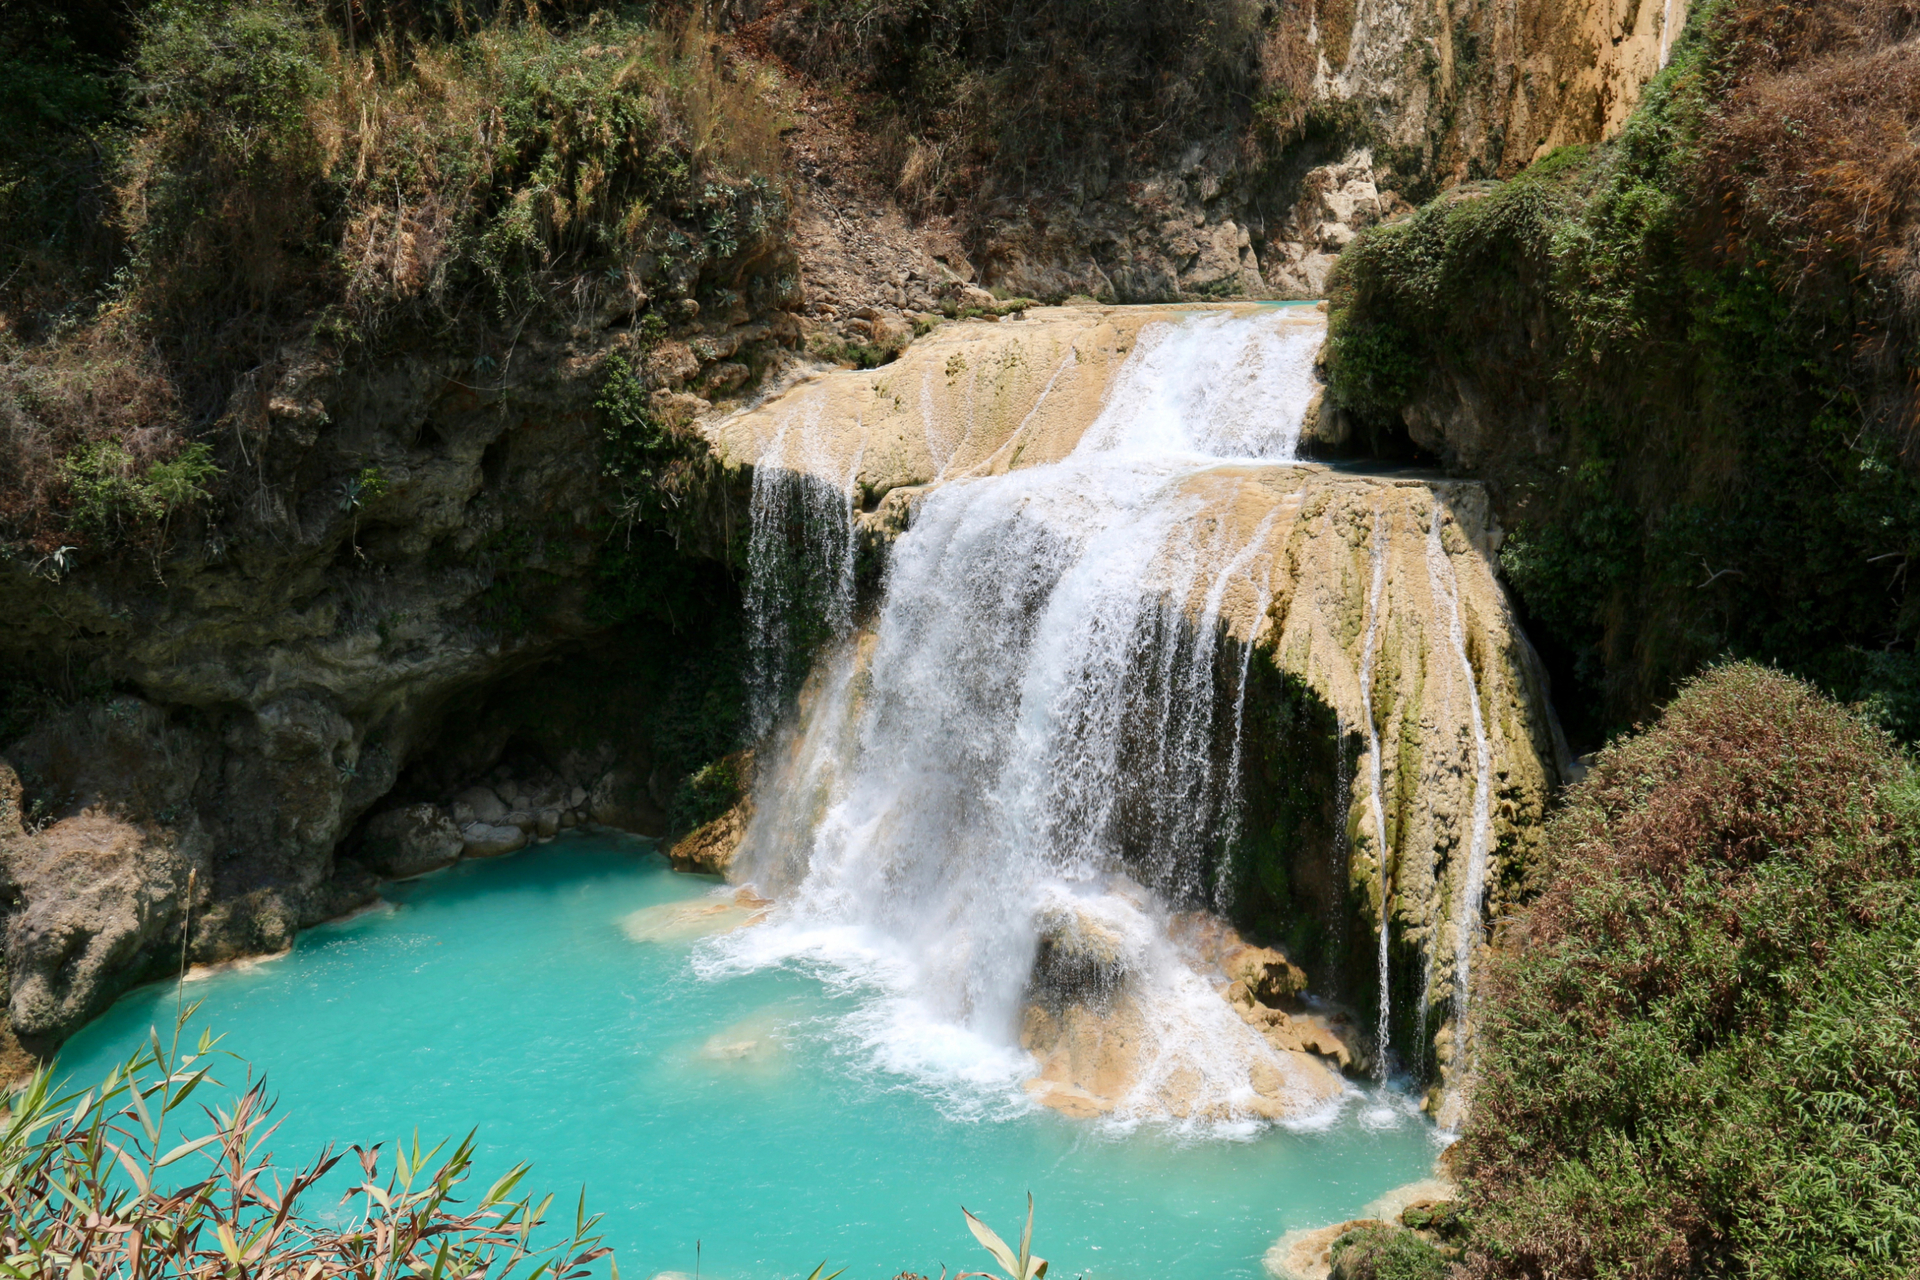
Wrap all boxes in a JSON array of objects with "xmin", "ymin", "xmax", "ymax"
[
  {"xmin": 1457, "ymin": 663, "xmax": 1920, "ymax": 1279},
  {"xmin": 63, "ymin": 439, "xmax": 220, "ymax": 541},
  {"xmin": 119, "ymin": 0, "xmax": 335, "ymax": 321},
  {"xmin": 3, "ymin": 1015, "xmax": 612, "ymax": 1280},
  {"xmin": 1328, "ymin": 1224, "xmax": 1447, "ymax": 1280},
  {"xmin": 669, "ymin": 753, "xmax": 744, "ymax": 833}
]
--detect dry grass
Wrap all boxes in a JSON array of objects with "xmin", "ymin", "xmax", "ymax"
[{"xmin": 1696, "ymin": 0, "xmax": 1920, "ymax": 427}]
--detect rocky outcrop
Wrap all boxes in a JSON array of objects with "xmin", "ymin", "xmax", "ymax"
[
  {"xmin": 668, "ymin": 803, "xmax": 752, "ymax": 877},
  {"xmin": 967, "ymin": 0, "xmax": 1690, "ymax": 302},
  {"xmin": 1015, "ymin": 898, "xmax": 1357, "ymax": 1120},
  {"xmin": 975, "ymin": 152, "xmax": 1411, "ymax": 303},
  {"xmin": 709, "ymin": 303, "xmax": 1564, "ymax": 1110},
  {"xmin": 358, "ymin": 804, "xmax": 464, "ymax": 878}
]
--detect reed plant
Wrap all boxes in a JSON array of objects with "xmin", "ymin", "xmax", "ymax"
[{"xmin": 0, "ymin": 1008, "xmax": 613, "ymax": 1280}]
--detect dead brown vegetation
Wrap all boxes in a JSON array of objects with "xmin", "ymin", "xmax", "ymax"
[{"xmin": 1697, "ymin": 0, "xmax": 1920, "ymax": 426}]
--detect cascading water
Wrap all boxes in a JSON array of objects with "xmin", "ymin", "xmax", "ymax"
[
  {"xmin": 714, "ymin": 309, "xmax": 1334, "ymax": 1124},
  {"xmin": 1425, "ymin": 498, "xmax": 1494, "ymax": 1071},
  {"xmin": 743, "ymin": 391, "xmax": 862, "ymax": 737},
  {"xmin": 1357, "ymin": 505, "xmax": 1394, "ymax": 1079}
]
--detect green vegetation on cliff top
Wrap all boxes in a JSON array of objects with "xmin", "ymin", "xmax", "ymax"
[
  {"xmin": 1324, "ymin": 0, "xmax": 1920, "ymax": 742},
  {"xmin": 1, "ymin": 0, "xmax": 791, "ymax": 558}
]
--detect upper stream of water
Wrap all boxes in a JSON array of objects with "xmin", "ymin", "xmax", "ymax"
[{"xmin": 58, "ymin": 836, "xmax": 1441, "ymax": 1280}]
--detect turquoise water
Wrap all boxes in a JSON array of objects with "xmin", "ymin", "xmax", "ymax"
[{"xmin": 56, "ymin": 834, "xmax": 1441, "ymax": 1280}]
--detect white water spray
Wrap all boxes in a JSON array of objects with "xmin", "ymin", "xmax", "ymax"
[
  {"xmin": 721, "ymin": 310, "xmax": 1334, "ymax": 1122},
  {"xmin": 743, "ymin": 392, "xmax": 862, "ymax": 737}
]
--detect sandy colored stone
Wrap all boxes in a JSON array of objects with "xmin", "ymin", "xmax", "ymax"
[
  {"xmin": 1265, "ymin": 1220, "xmax": 1387, "ymax": 1280},
  {"xmin": 668, "ymin": 799, "xmax": 753, "ymax": 877},
  {"xmin": 620, "ymin": 888, "xmax": 769, "ymax": 944}
]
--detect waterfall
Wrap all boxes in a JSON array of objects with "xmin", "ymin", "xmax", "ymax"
[
  {"xmin": 1425, "ymin": 498, "xmax": 1493, "ymax": 1070},
  {"xmin": 1357, "ymin": 505, "xmax": 1393, "ymax": 1078},
  {"xmin": 714, "ymin": 310, "xmax": 1334, "ymax": 1123},
  {"xmin": 743, "ymin": 392, "xmax": 862, "ymax": 737}
]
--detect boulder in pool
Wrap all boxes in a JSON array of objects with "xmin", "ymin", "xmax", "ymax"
[
  {"xmin": 359, "ymin": 804, "xmax": 463, "ymax": 878},
  {"xmin": 461, "ymin": 821, "xmax": 527, "ymax": 858}
]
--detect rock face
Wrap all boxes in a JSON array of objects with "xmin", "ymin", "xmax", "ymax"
[
  {"xmin": 968, "ymin": 0, "xmax": 1690, "ymax": 302},
  {"xmin": 667, "ymin": 803, "xmax": 752, "ymax": 877},
  {"xmin": 0, "ymin": 262, "xmax": 782, "ymax": 1056},
  {"xmin": 1019, "ymin": 925, "xmax": 1350, "ymax": 1122}
]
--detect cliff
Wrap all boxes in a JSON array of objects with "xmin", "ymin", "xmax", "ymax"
[
  {"xmin": 747, "ymin": 0, "xmax": 1690, "ymax": 303},
  {"xmin": 1320, "ymin": 0, "xmax": 1920, "ymax": 742}
]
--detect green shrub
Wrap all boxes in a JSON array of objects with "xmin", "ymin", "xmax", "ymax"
[
  {"xmin": 63, "ymin": 438, "xmax": 220, "ymax": 542},
  {"xmin": 671, "ymin": 754, "xmax": 745, "ymax": 833},
  {"xmin": 1328, "ymin": 1224, "xmax": 1447, "ymax": 1280},
  {"xmin": 119, "ymin": 0, "xmax": 334, "ymax": 317},
  {"xmin": 3, "ymin": 4, "xmax": 797, "ymax": 556},
  {"xmin": 1457, "ymin": 663, "xmax": 1920, "ymax": 1280}
]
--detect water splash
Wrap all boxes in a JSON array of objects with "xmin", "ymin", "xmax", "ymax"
[{"xmin": 723, "ymin": 309, "xmax": 1332, "ymax": 1122}]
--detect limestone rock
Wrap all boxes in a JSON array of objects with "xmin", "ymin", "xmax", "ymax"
[
  {"xmin": 1265, "ymin": 1220, "xmax": 1387, "ymax": 1280},
  {"xmin": 588, "ymin": 764, "xmax": 668, "ymax": 836},
  {"xmin": 358, "ymin": 804, "xmax": 463, "ymax": 878},
  {"xmin": 1021, "ymin": 992, "xmax": 1345, "ymax": 1122},
  {"xmin": 461, "ymin": 822, "xmax": 527, "ymax": 859},
  {"xmin": 620, "ymin": 888, "xmax": 770, "ymax": 943},
  {"xmin": 1263, "ymin": 152, "xmax": 1395, "ymax": 298},
  {"xmin": 668, "ymin": 800, "xmax": 752, "ymax": 877},
  {"xmin": 1, "ymin": 808, "xmax": 196, "ymax": 1052},
  {"xmin": 1029, "ymin": 898, "xmax": 1138, "ymax": 1010}
]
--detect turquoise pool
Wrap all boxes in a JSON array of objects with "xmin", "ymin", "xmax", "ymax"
[{"xmin": 55, "ymin": 833, "xmax": 1442, "ymax": 1280}]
